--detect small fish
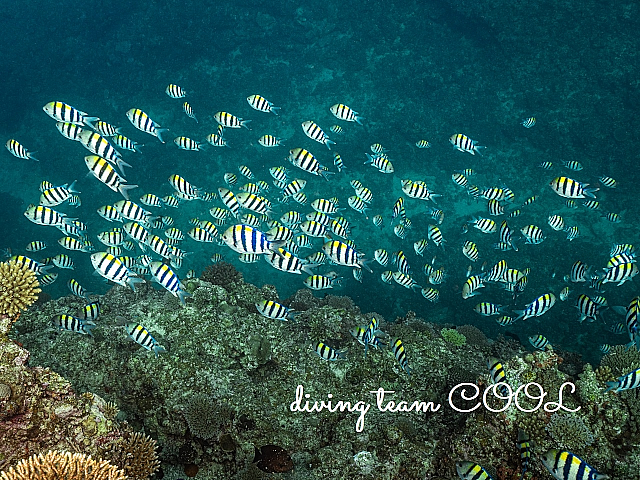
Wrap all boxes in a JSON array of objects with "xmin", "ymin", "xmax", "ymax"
[
  {"xmin": 81, "ymin": 301, "xmax": 101, "ymax": 322},
  {"xmin": 124, "ymin": 320, "xmax": 166, "ymax": 357},
  {"xmin": 126, "ymin": 108, "xmax": 168, "ymax": 143},
  {"xmin": 329, "ymin": 125, "xmax": 344, "ymax": 134},
  {"xmin": 6, "ymin": 139, "xmax": 38, "ymax": 161},
  {"xmin": 521, "ymin": 117, "xmax": 536, "ymax": 128},
  {"xmin": 415, "ymin": 139, "xmax": 431, "ymax": 148},
  {"xmin": 183, "ymin": 102, "xmax": 198, "ymax": 122},
  {"xmin": 148, "ymin": 261, "xmax": 191, "ymax": 305},
  {"xmin": 333, "ymin": 153, "xmax": 345, "ymax": 172},
  {"xmin": 314, "ymin": 341, "xmax": 347, "ymax": 360},
  {"xmin": 301, "ymin": 121, "xmax": 335, "ymax": 149},
  {"xmin": 91, "ymin": 252, "xmax": 143, "ymax": 291},
  {"xmin": 598, "ymin": 176, "xmax": 617, "ymax": 188},
  {"xmin": 540, "ymin": 449, "xmax": 609, "ymax": 480},
  {"xmin": 517, "ymin": 429, "xmax": 534, "ymax": 480},
  {"xmin": 364, "ymin": 153, "xmax": 394, "ymax": 173},
  {"xmin": 456, "ymin": 461, "xmax": 494, "ymax": 480},
  {"xmin": 174, "ymin": 136, "xmax": 204, "ymax": 151},
  {"xmin": 599, "ymin": 344, "xmax": 611, "ymax": 354},
  {"xmin": 256, "ymin": 300, "xmax": 295, "ymax": 321},
  {"xmin": 389, "ymin": 338, "xmax": 411, "ymax": 375},
  {"xmin": 474, "ymin": 302, "xmax": 505, "ymax": 316},
  {"xmin": 539, "ymin": 161, "xmax": 553, "ymax": 169},
  {"xmin": 51, "ymin": 314, "xmax": 96, "ymax": 336},
  {"xmin": 166, "ymin": 84, "xmax": 187, "ymax": 98},
  {"xmin": 85, "ymin": 155, "xmax": 137, "ymax": 200},
  {"xmin": 487, "ymin": 357, "xmax": 509, "ymax": 396},
  {"xmin": 329, "ymin": 103, "xmax": 363, "ymax": 124},
  {"xmin": 258, "ymin": 135, "xmax": 282, "ymax": 147},
  {"xmin": 559, "ymin": 286, "xmax": 571, "ymax": 301},
  {"xmin": 514, "ymin": 293, "xmax": 556, "ymax": 321},
  {"xmin": 562, "ymin": 160, "xmax": 583, "ymax": 171},
  {"xmin": 450, "ymin": 133, "xmax": 484, "ymax": 155},
  {"xmin": 548, "ymin": 214, "xmax": 565, "ymax": 231},
  {"xmin": 529, "ymin": 334, "xmax": 550, "ymax": 351},
  {"xmin": 67, "ymin": 279, "xmax": 88, "ymax": 299},
  {"xmin": 549, "ymin": 176, "xmax": 597, "ymax": 199},
  {"xmin": 43, "ymin": 101, "xmax": 98, "ymax": 126},
  {"xmin": 247, "ymin": 94, "xmax": 280, "ymax": 114}
]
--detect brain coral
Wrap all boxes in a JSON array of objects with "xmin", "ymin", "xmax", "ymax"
[
  {"xmin": 0, "ymin": 450, "xmax": 126, "ymax": 480},
  {"xmin": 0, "ymin": 260, "xmax": 41, "ymax": 320}
]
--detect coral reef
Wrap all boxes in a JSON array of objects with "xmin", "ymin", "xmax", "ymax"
[
  {"xmin": 98, "ymin": 431, "xmax": 160, "ymax": 480},
  {"xmin": 440, "ymin": 327, "xmax": 467, "ymax": 346},
  {"xmin": 182, "ymin": 394, "xmax": 234, "ymax": 440},
  {"xmin": 0, "ymin": 260, "xmax": 40, "ymax": 333},
  {"xmin": 0, "ymin": 451, "xmax": 126, "ymax": 480},
  {"xmin": 456, "ymin": 324, "xmax": 489, "ymax": 349},
  {"xmin": 200, "ymin": 262, "xmax": 243, "ymax": 290},
  {"xmin": 5, "ymin": 276, "xmax": 640, "ymax": 478},
  {"xmin": 545, "ymin": 412, "xmax": 595, "ymax": 449}
]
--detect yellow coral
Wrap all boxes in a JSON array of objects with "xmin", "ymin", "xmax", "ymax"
[
  {"xmin": 0, "ymin": 450, "xmax": 126, "ymax": 480},
  {"xmin": 0, "ymin": 260, "xmax": 41, "ymax": 319}
]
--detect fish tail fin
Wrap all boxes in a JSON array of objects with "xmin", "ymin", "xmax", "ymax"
[
  {"xmin": 176, "ymin": 289, "xmax": 191, "ymax": 306},
  {"xmin": 83, "ymin": 117, "xmax": 99, "ymax": 129},
  {"xmin": 127, "ymin": 276, "xmax": 145, "ymax": 292},
  {"xmin": 118, "ymin": 183, "xmax": 138, "ymax": 200},
  {"xmin": 271, "ymin": 106, "xmax": 281, "ymax": 115},
  {"xmin": 325, "ymin": 139, "xmax": 336, "ymax": 150},
  {"xmin": 241, "ymin": 119, "xmax": 252, "ymax": 130},
  {"xmin": 155, "ymin": 128, "xmax": 169, "ymax": 143},
  {"xmin": 355, "ymin": 115, "xmax": 364, "ymax": 125}
]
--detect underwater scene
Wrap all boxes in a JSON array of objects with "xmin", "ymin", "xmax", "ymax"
[{"xmin": 1, "ymin": 0, "xmax": 640, "ymax": 478}]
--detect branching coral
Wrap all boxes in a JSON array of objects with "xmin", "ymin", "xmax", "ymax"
[
  {"xmin": 0, "ymin": 260, "xmax": 40, "ymax": 331},
  {"xmin": 0, "ymin": 451, "xmax": 126, "ymax": 480},
  {"xmin": 99, "ymin": 432, "xmax": 160, "ymax": 480}
]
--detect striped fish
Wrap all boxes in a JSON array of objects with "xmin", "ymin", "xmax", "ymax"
[
  {"xmin": 6, "ymin": 139, "xmax": 38, "ymax": 161},
  {"xmin": 604, "ymin": 367, "xmax": 640, "ymax": 393},
  {"xmin": 330, "ymin": 103, "xmax": 363, "ymax": 124},
  {"xmin": 81, "ymin": 301, "xmax": 101, "ymax": 322},
  {"xmin": 124, "ymin": 321, "xmax": 166, "ymax": 357},
  {"xmin": 85, "ymin": 155, "xmax": 137, "ymax": 199},
  {"xmin": 540, "ymin": 449, "xmax": 609, "ymax": 480},
  {"xmin": 450, "ymin": 134, "xmax": 484, "ymax": 155},
  {"xmin": 51, "ymin": 314, "xmax": 96, "ymax": 336},
  {"xmin": 218, "ymin": 187, "xmax": 241, "ymax": 217},
  {"xmin": 322, "ymin": 240, "xmax": 371, "ymax": 272},
  {"xmin": 258, "ymin": 135, "xmax": 282, "ymax": 147},
  {"xmin": 43, "ymin": 101, "xmax": 98, "ymax": 126},
  {"xmin": 67, "ymin": 279, "xmax": 88, "ymax": 299},
  {"xmin": 517, "ymin": 429, "xmax": 533, "ymax": 480},
  {"xmin": 183, "ymin": 102, "xmax": 198, "ymax": 122},
  {"xmin": 9, "ymin": 255, "xmax": 51, "ymax": 275},
  {"xmin": 520, "ymin": 224, "xmax": 544, "ymax": 244},
  {"xmin": 514, "ymin": 293, "xmax": 556, "ymax": 321},
  {"xmin": 214, "ymin": 111, "xmax": 251, "ymax": 129},
  {"xmin": 247, "ymin": 94, "xmax": 280, "ymax": 114},
  {"xmin": 40, "ymin": 181, "xmax": 79, "ymax": 207},
  {"xmin": 364, "ymin": 153, "xmax": 394, "ymax": 173},
  {"xmin": 487, "ymin": 357, "xmax": 509, "ymax": 396},
  {"xmin": 314, "ymin": 342, "xmax": 346, "ymax": 361},
  {"xmin": 55, "ymin": 121, "xmax": 84, "ymax": 141},
  {"xmin": 23, "ymin": 204, "xmax": 71, "ymax": 228},
  {"xmin": 549, "ymin": 177, "xmax": 597, "ymax": 199},
  {"xmin": 288, "ymin": 148, "xmax": 332, "ymax": 180},
  {"xmin": 529, "ymin": 334, "xmax": 550, "ymax": 351},
  {"xmin": 174, "ymin": 136, "xmax": 204, "ymax": 151},
  {"xmin": 90, "ymin": 252, "xmax": 143, "ymax": 291},
  {"xmin": 221, "ymin": 224, "xmax": 277, "ymax": 255},
  {"xmin": 112, "ymin": 134, "xmax": 143, "ymax": 153},
  {"xmin": 166, "ymin": 84, "xmax": 187, "ymax": 98},
  {"xmin": 301, "ymin": 120, "xmax": 335, "ymax": 149},
  {"xmin": 78, "ymin": 130, "xmax": 130, "ymax": 174},
  {"xmin": 265, "ymin": 248, "xmax": 315, "ymax": 275},
  {"xmin": 304, "ymin": 273, "xmax": 342, "ymax": 290},
  {"xmin": 256, "ymin": 300, "xmax": 295, "ymax": 321},
  {"xmin": 390, "ymin": 338, "xmax": 411, "ymax": 374},
  {"xmin": 148, "ymin": 261, "xmax": 190, "ymax": 305},
  {"xmin": 126, "ymin": 108, "xmax": 168, "ymax": 142},
  {"xmin": 456, "ymin": 462, "xmax": 494, "ymax": 480},
  {"xmin": 169, "ymin": 174, "xmax": 200, "ymax": 199}
]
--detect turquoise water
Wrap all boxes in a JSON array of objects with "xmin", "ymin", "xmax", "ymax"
[{"xmin": 2, "ymin": 0, "xmax": 639, "ymax": 368}]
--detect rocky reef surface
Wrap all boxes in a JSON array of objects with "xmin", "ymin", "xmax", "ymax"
[{"xmin": 3, "ymin": 266, "xmax": 640, "ymax": 478}]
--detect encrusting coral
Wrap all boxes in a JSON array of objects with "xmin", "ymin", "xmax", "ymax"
[
  {"xmin": 0, "ymin": 450, "xmax": 126, "ymax": 480},
  {"xmin": 0, "ymin": 260, "xmax": 40, "ymax": 333}
]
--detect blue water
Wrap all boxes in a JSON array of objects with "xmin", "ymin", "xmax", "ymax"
[{"xmin": 2, "ymin": 0, "xmax": 639, "ymax": 367}]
